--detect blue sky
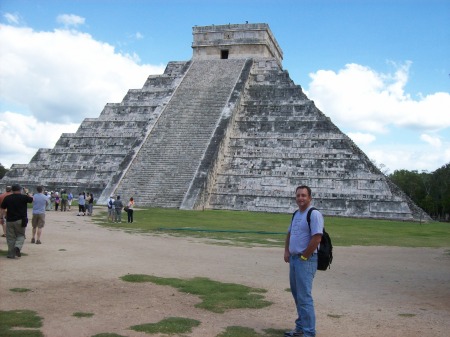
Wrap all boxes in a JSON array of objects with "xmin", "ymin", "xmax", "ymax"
[{"xmin": 1, "ymin": 0, "xmax": 449, "ymax": 173}]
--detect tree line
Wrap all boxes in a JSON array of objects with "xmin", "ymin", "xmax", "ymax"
[{"xmin": 389, "ymin": 163, "xmax": 450, "ymax": 221}]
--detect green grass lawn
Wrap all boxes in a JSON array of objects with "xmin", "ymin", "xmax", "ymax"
[{"xmin": 93, "ymin": 207, "xmax": 450, "ymax": 248}]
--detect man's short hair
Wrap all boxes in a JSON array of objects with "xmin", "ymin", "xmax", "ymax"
[
  {"xmin": 295, "ymin": 185, "xmax": 312, "ymax": 197},
  {"xmin": 11, "ymin": 184, "xmax": 21, "ymax": 192},
  {"xmin": 36, "ymin": 186, "xmax": 43, "ymax": 193},
  {"xmin": 5, "ymin": 186, "xmax": 12, "ymax": 192}
]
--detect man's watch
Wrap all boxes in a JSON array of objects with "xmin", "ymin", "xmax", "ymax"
[{"xmin": 300, "ymin": 255, "xmax": 308, "ymax": 261}]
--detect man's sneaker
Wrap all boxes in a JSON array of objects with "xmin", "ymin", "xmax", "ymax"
[
  {"xmin": 284, "ymin": 329, "xmax": 303, "ymax": 337},
  {"xmin": 14, "ymin": 247, "xmax": 21, "ymax": 257},
  {"xmin": 31, "ymin": 238, "xmax": 35, "ymax": 243},
  {"xmin": 36, "ymin": 240, "xmax": 42, "ymax": 244}
]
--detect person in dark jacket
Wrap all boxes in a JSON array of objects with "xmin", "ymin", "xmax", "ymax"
[{"xmin": 0, "ymin": 184, "xmax": 33, "ymax": 258}]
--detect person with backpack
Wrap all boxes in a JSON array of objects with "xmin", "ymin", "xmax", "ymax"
[
  {"xmin": 283, "ymin": 185, "xmax": 323, "ymax": 337},
  {"xmin": 107, "ymin": 196, "xmax": 115, "ymax": 222}
]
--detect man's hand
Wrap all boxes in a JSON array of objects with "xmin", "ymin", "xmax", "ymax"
[{"xmin": 284, "ymin": 250, "xmax": 290, "ymax": 263}]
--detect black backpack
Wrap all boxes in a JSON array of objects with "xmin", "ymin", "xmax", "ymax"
[
  {"xmin": 307, "ymin": 207, "xmax": 333, "ymax": 270},
  {"xmin": 291, "ymin": 207, "xmax": 333, "ymax": 271}
]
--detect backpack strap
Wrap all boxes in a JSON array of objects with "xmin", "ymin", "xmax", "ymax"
[
  {"xmin": 306, "ymin": 207, "xmax": 317, "ymax": 231},
  {"xmin": 290, "ymin": 209, "xmax": 298, "ymax": 225},
  {"xmin": 307, "ymin": 207, "xmax": 320, "ymax": 253}
]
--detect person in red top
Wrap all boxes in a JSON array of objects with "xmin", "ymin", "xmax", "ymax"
[
  {"xmin": 0, "ymin": 184, "xmax": 33, "ymax": 258},
  {"xmin": 0, "ymin": 185, "xmax": 12, "ymax": 237}
]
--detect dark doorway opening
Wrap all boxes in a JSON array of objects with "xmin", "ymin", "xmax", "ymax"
[{"xmin": 221, "ymin": 50, "xmax": 229, "ymax": 59}]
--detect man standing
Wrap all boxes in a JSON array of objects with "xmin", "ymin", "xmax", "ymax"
[
  {"xmin": 284, "ymin": 185, "xmax": 323, "ymax": 337},
  {"xmin": 67, "ymin": 191, "xmax": 73, "ymax": 211},
  {"xmin": 0, "ymin": 185, "xmax": 12, "ymax": 237},
  {"xmin": 31, "ymin": 186, "xmax": 48, "ymax": 244},
  {"xmin": 0, "ymin": 184, "xmax": 33, "ymax": 259},
  {"xmin": 107, "ymin": 195, "xmax": 115, "ymax": 222},
  {"xmin": 113, "ymin": 195, "xmax": 123, "ymax": 223},
  {"xmin": 60, "ymin": 190, "xmax": 68, "ymax": 212},
  {"xmin": 77, "ymin": 192, "xmax": 86, "ymax": 216}
]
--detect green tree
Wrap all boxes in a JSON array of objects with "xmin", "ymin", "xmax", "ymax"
[
  {"xmin": 0, "ymin": 163, "xmax": 8, "ymax": 179},
  {"xmin": 430, "ymin": 163, "xmax": 450, "ymax": 220},
  {"xmin": 390, "ymin": 163, "xmax": 450, "ymax": 221}
]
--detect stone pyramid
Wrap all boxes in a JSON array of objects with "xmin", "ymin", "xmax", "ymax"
[{"xmin": 0, "ymin": 23, "xmax": 428, "ymax": 220}]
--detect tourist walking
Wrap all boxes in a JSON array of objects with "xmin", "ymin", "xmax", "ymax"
[
  {"xmin": 107, "ymin": 195, "xmax": 115, "ymax": 222},
  {"xmin": 0, "ymin": 184, "xmax": 33, "ymax": 259},
  {"xmin": 113, "ymin": 195, "xmax": 123, "ymax": 223},
  {"xmin": 0, "ymin": 185, "xmax": 12, "ymax": 237},
  {"xmin": 284, "ymin": 185, "xmax": 323, "ymax": 337},
  {"xmin": 126, "ymin": 197, "xmax": 135, "ymax": 223},
  {"xmin": 31, "ymin": 186, "xmax": 48, "ymax": 244}
]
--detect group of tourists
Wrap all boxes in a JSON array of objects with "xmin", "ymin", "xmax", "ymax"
[
  {"xmin": 76, "ymin": 192, "xmax": 95, "ymax": 216},
  {"xmin": 0, "ymin": 183, "xmax": 138, "ymax": 258},
  {"xmin": 107, "ymin": 195, "xmax": 135, "ymax": 223},
  {"xmin": 44, "ymin": 190, "xmax": 74, "ymax": 212}
]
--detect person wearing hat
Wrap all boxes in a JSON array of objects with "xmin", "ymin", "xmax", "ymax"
[
  {"xmin": 0, "ymin": 184, "xmax": 33, "ymax": 258},
  {"xmin": 0, "ymin": 186, "xmax": 12, "ymax": 237}
]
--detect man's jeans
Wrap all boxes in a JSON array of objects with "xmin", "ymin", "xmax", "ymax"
[
  {"xmin": 289, "ymin": 254, "xmax": 318, "ymax": 337},
  {"xmin": 6, "ymin": 220, "xmax": 25, "ymax": 257}
]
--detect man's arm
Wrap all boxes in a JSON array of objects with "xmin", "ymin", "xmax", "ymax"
[
  {"xmin": 284, "ymin": 232, "xmax": 291, "ymax": 263},
  {"xmin": 302, "ymin": 234, "xmax": 322, "ymax": 259},
  {"xmin": 0, "ymin": 202, "xmax": 6, "ymax": 223}
]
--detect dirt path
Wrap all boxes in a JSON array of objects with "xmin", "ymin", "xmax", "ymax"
[{"xmin": 1, "ymin": 208, "xmax": 449, "ymax": 337}]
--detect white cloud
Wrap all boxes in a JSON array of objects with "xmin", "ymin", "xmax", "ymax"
[
  {"xmin": 420, "ymin": 134, "xmax": 442, "ymax": 147},
  {"xmin": 0, "ymin": 24, "xmax": 165, "ymax": 124},
  {"xmin": 0, "ymin": 111, "xmax": 79, "ymax": 168},
  {"xmin": 3, "ymin": 12, "xmax": 20, "ymax": 25},
  {"xmin": 306, "ymin": 62, "xmax": 450, "ymax": 172},
  {"xmin": 367, "ymin": 142, "xmax": 450, "ymax": 173},
  {"xmin": 56, "ymin": 14, "xmax": 85, "ymax": 27},
  {"xmin": 0, "ymin": 23, "xmax": 165, "ymax": 167},
  {"xmin": 347, "ymin": 132, "xmax": 376, "ymax": 145},
  {"xmin": 306, "ymin": 62, "xmax": 450, "ymax": 133}
]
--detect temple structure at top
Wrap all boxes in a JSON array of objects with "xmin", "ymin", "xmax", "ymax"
[
  {"xmin": 0, "ymin": 23, "xmax": 429, "ymax": 221},
  {"xmin": 192, "ymin": 23, "xmax": 283, "ymax": 64}
]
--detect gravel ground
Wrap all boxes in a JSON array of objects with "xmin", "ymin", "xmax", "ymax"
[{"xmin": 1, "ymin": 207, "xmax": 449, "ymax": 337}]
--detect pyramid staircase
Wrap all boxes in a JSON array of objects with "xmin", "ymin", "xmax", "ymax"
[{"xmin": 113, "ymin": 59, "xmax": 251, "ymax": 207}]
